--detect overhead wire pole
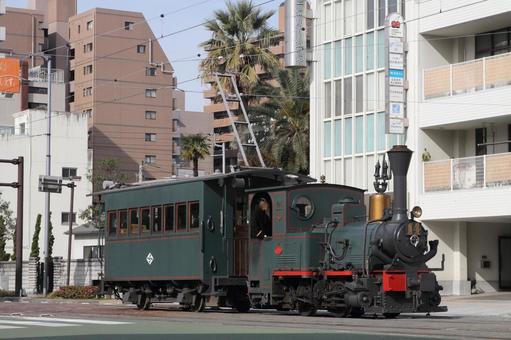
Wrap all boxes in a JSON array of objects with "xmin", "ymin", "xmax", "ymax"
[{"xmin": 43, "ymin": 57, "xmax": 52, "ymax": 296}]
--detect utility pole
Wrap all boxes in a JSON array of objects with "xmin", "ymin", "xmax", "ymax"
[
  {"xmin": 0, "ymin": 157, "xmax": 24, "ymax": 296},
  {"xmin": 211, "ymin": 133, "xmax": 226, "ymax": 174},
  {"xmin": 43, "ymin": 57, "xmax": 52, "ymax": 296},
  {"xmin": 66, "ymin": 181, "xmax": 75, "ymax": 286}
]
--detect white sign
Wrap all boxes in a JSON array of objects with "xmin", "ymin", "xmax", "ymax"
[
  {"xmin": 389, "ymin": 38, "xmax": 404, "ymax": 53},
  {"xmin": 389, "ymin": 53, "xmax": 404, "ymax": 69},
  {"xmin": 146, "ymin": 253, "xmax": 154, "ymax": 265},
  {"xmin": 389, "ymin": 86, "xmax": 404, "ymax": 102},
  {"xmin": 387, "ymin": 13, "xmax": 404, "ymax": 38},
  {"xmin": 389, "ymin": 102, "xmax": 404, "ymax": 118},
  {"xmin": 388, "ymin": 117, "xmax": 405, "ymax": 134}
]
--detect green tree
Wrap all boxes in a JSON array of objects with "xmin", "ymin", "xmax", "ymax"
[
  {"xmin": 199, "ymin": 0, "xmax": 280, "ymax": 97},
  {"xmin": 250, "ymin": 69, "xmax": 310, "ymax": 174},
  {"xmin": 48, "ymin": 213, "xmax": 54, "ymax": 258},
  {"xmin": 30, "ymin": 214, "xmax": 42, "ymax": 260},
  {"xmin": 87, "ymin": 157, "xmax": 128, "ymax": 193},
  {"xmin": 181, "ymin": 134, "xmax": 211, "ymax": 177},
  {"xmin": 0, "ymin": 193, "xmax": 15, "ymax": 261}
]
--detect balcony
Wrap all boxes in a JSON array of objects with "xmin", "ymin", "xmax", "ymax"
[
  {"xmin": 420, "ymin": 153, "xmax": 511, "ymax": 221},
  {"xmin": 28, "ymin": 67, "xmax": 64, "ymax": 83}
]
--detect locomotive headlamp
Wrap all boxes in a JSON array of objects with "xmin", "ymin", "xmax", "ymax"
[{"xmin": 411, "ymin": 206, "xmax": 423, "ymax": 219}]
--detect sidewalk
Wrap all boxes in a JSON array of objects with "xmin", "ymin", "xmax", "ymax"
[{"xmin": 442, "ymin": 292, "xmax": 511, "ymax": 318}]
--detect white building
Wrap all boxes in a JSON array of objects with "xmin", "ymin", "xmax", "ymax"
[
  {"xmin": 0, "ymin": 109, "xmax": 95, "ymax": 260},
  {"xmin": 311, "ymin": 0, "xmax": 511, "ymax": 295}
]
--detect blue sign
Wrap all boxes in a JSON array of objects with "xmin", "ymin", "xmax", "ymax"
[{"xmin": 389, "ymin": 69, "xmax": 404, "ymax": 78}]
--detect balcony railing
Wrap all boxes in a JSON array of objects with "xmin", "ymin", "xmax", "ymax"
[
  {"xmin": 28, "ymin": 67, "xmax": 65, "ymax": 83},
  {"xmin": 423, "ymin": 52, "xmax": 511, "ymax": 99},
  {"xmin": 423, "ymin": 152, "xmax": 511, "ymax": 192}
]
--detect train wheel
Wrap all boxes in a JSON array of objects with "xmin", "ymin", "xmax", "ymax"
[
  {"xmin": 383, "ymin": 312, "xmax": 400, "ymax": 319},
  {"xmin": 189, "ymin": 295, "xmax": 206, "ymax": 313},
  {"xmin": 136, "ymin": 294, "xmax": 151, "ymax": 310},
  {"xmin": 328, "ymin": 307, "xmax": 349, "ymax": 317},
  {"xmin": 349, "ymin": 307, "xmax": 364, "ymax": 318},
  {"xmin": 297, "ymin": 302, "xmax": 317, "ymax": 316},
  {"xmin": 233, "ymin": 299, "xmax": 251, "ymax": 313}
]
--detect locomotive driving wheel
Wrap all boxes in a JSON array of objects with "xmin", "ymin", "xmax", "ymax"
[
  {"xmin": 297, "ymin": 302, "xmax": 317, "ymax": 316},
  {"xmin": 136, "ymin": 294, "xmax": 151, "ymax": 310},
  {"xmin": 187, "ymin": 295, "xmax": 206, "ymax": 313}
]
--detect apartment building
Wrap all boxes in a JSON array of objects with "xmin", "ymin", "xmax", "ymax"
[
  {"xmin": 311, "ymin": 0, "xmax": 511, "ymax": 295},
  {"xmin": 69, "ymin": 7, "xmax": 178, "ymax": 181}
]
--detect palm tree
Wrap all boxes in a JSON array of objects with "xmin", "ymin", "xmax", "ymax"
[
  {"xmin": 199, "ymin": 0, "xmax": 280, "ymax": 96},
  {"xmin": 250, "ymin": 68, "xmax": 310, "ymax": 174},
  {"xmin": 181, "ymin": 134, "xmax": 210, "ymax": 177}
]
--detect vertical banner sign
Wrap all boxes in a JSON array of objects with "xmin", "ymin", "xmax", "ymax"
[
  {"xmin": 0, "ymin": 58, "xmax": 20, "ymax": 93},
  {"xmin": 284, "ymin": 0, "xmax": 307, "ymax": 68},
  {"xmin": 385, "ymin": 13, "xmax": 406, "ymax": 135}
]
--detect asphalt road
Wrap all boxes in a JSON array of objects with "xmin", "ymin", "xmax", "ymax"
[{"xmin": 0, "ymin": 295, "xmax": 510, "ymax": 339}]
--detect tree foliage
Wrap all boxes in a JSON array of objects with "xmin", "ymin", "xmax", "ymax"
[
  {"xmin": 0, "ymin": 193, "xmax": 15, "ymax": 261},
  {"xmin": 181, "ymin": 134, "xmax": 210, "ymax": 177},
  {"xmin": 30, "ymin": 214, "xmax": 42, "ymax": 260},
  {"xmin": 48, "ymin": 213, "xmax": 54, "ymax": 258},
  {"xmin": 87, "ymin": 157, "xmax": 128, "ymax": 193}
]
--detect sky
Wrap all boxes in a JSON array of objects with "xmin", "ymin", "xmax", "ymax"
[{"xmin": 5, "ymin": 0, "xmax": 281, "ymax": 111}]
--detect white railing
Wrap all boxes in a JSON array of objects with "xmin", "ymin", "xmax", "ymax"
[
  {"xmin": 423, "ymin": 152, "xmax": 511, "ymax": 192},
  {"xmin": 423, "ymin": 51, "xmax": 511, "ymax": 99},
  {"xmin": 28, "ymin": 67, "xmax": 65, "ymax": 83}
]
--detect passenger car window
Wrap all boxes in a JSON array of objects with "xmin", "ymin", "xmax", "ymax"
[
  {"xmin": 129, "ymin": 209, "xmax": 139, "ymax": 235},
  {"xmin": 108, "ymin": 211, "xmax": 117, "ymax": 235},
  {"xmin": 176, "ymin": 203, "xmax": 187, "ymax": 231},
  {"xmin": 164, "ymin": 204, "xmax": 174, "ymax": 232},
  {"xmin": 189, "ymin": 201, "xmax": 200, "ymax": 229},
  {"xmin": 292, "ymin": 196, "xmax": 314, "ymax": 220},
  {"xmin": 152, "ymin": 206, "xmax": 162, "ymax": 232},
  {"xmin": 141, "ymin": 208, "xmax": 151, "ymax": 233},
  {"xmin": 119, "ymin": 210, "xmax": 128, "ymax": 235}
]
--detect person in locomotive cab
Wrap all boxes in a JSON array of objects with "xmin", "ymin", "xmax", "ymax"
[{"xmin": 251, "ymin": 197, "xmax": 272, "ymax": 239}]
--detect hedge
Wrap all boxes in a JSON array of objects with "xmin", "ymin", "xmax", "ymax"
[
  {"xmin": 0, "ymin": 290, "xmax": 16, "ymax": 297},
  {"xmin": 49, "ymin": 285, "xmax": 99, "ymax": 299}
]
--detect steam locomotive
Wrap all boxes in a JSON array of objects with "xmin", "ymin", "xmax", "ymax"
[{"xmin": 100, "ymin": 145, "xmax": 447, "ymax": 317}]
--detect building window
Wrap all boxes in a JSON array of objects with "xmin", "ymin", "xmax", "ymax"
[
  {"xmin": 18, "ymin": 123, "xmax": 26, "ymax": 135},
  {"xmin": 344, "ymin": 77, "xmax": 352, "ymax": 115},
  {"xmin": 108, "ymin": 211, "xmax": 117, "ymax": 235},
  {"xmin": 324, "ymin": 121, "xmax": 331, "ymax": 158},
  {"xmin": 83, "ymin": 245, "xmax": 103, "ymax": 259},
  {"xmin": 86, "ymin": 20, "xmax": 94, "ymax": 31},
  {"xmin": 145, "ymin": 89, "xmax": 157, "ymax": 98},
  {"xmin": 355, "ymin": 35, "xmax": 363, "ymax": 73},
  {"xmin": 476, "ymin": 27, "xmax": 511, "ymax": 58},
  {"xmin": 344, "ymin": 38, "xmax": 352, "ymax": 76},
  {"xmin": 29, "ymin": 86, "xmax": 48, "ymax": 94},
  {"xmin": 83, "ymin": 109, "xmax": 92, "ymax": 116},
  {"xmin": 324, "ymin": 43, "xmax": 332, "ymax": 79},
  {"xmin": 334, "ymin": 41, "xmax": 342, "ymax": 78},
  {"xmin": 146, "ymin": 67, "xmax": 157, "ymax": 76},
  {"xmin": 172, "ymin": 98, "xmax": 177, "ymax": 110},
  {"xmin": 119, "ymin": 210, "xmax": 128, "ymax": 235},
  {"xmin": 367, "ymin": 32, "xmax": 375, "ymax": 71},
  {"xmin": 344, "ymin": 117, "xmax": 353, "ymax": 155},
  {"xmin": 84, "ymin": 42, "xmax": 93, "ymax": 53},
  {"xmin": 137, "ymin": 44, "xmax": 146, "ymax": 54},
  {"xmin": 344, "ymin": 0, "xmax": 353, "ymax": 36},
  {"xmin": 62, "ymin": 167, "xmax": 77, "ymax": 178},
  {"xmin": 377, "ymin": 30, "xmax": 385, "ymax": 68},
  {"xmin": 83, "ymin": 87, "xmax": 92, "ymax": 97},
  {"xmin": 367, "ymin": 113, "xmax": 375, "ymax": 152},
  {"xmin": 334, "ymin": 120, "xmax": 342, "ymax": 156},
  {"xmin": 367, "ymin": 0, "xmax": 375, "ymax": 30},
  {"xmin": 28, "ymin": 102, "xmax": 47, "ymax": 110},
  {"xmin": 129, "ymin": 209, "xmax": 139, "ymax": 235},
  {"xmin": 145, "ymin": 133, "xmax": 156, "ymax": 142},
  {"xmin": 145, "ymin": 111, "xmax": 156, "ymax": 120},
  {"xmin": 144, "ymin": 155, "xmax": 156, "ymax": 164},
  {"xmin": 355, "ymin": 75, "xmax": 363, "ymax": 113},
  {"xmin": 324, "ymin": 3, "xmax": 332, "ymax": 42},
  {"xmin": 355, "ymin": 115, "xmax": 364, "ymax": 154},
  {"xmin": 125, "ymin": 21, "xmax": 134, "ymax": 30},
  {"xmin": 325, "ymin": 82, "xmax": 331, "ymax": 118},
  {"xmin": 61, "ymin": 212, "xmax": 77, "ymax": 225},
  {"xmin": 78, "ymin": 24, "xmax": 81, "ymax": 33},
  {"xmin": 335, "ymin": 80, "xmax": 342, "ymax": 116},
  {"xmin": 376, "ymin": 111, "xmax": 386, "ymax": 151},
  {"xmin": 83, "ymin": 64, "xmax": 93, "ymax": 75}
]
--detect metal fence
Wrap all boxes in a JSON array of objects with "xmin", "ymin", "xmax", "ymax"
[
  {"xmin": 423, "ymin": 52, "xmax": 511, "ymax": 99},
  {"xmin": 28, "ymin": 67, "xmax": 65, "ymax": 83},
  {"xmin": 423, "ymin": 153, "xmax": 511, "ymax": 192}
]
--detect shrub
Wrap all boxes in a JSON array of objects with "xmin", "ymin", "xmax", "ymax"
[
  {"xmin": 49, "ymin": 285, "xmax": 99, "ymax": 299},
  {"xmin": 0, "ymin": 290, "xmax": 16, "ymax": 297}
]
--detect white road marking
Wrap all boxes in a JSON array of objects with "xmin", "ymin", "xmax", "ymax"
[
  {"xmin": 0, "ymin": 325, "xmax": 23, "ymax": 329},
  {"xmin": 17, "ymin": 316, "xmax": 130, "ymax": 325},
  {"xmin": 0, "ymin": 320, "xmax": 79, "ymax": 327}
]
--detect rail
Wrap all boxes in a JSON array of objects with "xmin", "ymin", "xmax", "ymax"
[
  {"xmin": 423, "ymin": 152, "xmax": 511, "ymax": 192},
  {"xmin": 423, "ymin": 52, "xmax": 511, "ymax": 99},
  {"xmin": 28, "ymin": 67, "xmax": 65, "ymax": 83}
]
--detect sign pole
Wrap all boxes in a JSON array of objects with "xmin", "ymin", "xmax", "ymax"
[
  {"xmin": 15, "ymin": 157, "xmax": 23, "ymax": 296},
  {"xmin": 66, "ymin": 182, "xmax": 75, "ymax": 286},
  {"xmin": 43, "ymin": 57, "xmax": 52, "ymax": 296}
]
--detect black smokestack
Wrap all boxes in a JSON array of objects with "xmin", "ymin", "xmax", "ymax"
[{"xmin": 387, "ymin": 145, "xmax": 413, "ymax": 222}]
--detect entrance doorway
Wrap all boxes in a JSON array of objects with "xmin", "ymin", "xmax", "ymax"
[{"xmin": 499, "ymin": 236, "xmax": 511, "ymax": 290}]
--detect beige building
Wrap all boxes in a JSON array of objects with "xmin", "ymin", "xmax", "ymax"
[{"xmin": 68, "ymin": 7, "xmax": 179, "ymax": 181}]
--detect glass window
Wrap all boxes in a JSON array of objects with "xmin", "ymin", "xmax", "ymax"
[
  {"xmin": 325, "ymin": 82, "xmax": 332, "ymax": 118},
  {"xmin": 137, "ymin": 45, "xmax": 146, "ymax": 54},
  {"xmin": 388, "ymin": 0, "xmax": 397, "ymax": 14},
  {"xmin": 86, "ymin": 20, "xmax": 93, "ymax": 31},
  {"xmin": 62, "ymin": 167, "xmax": 77, "ymax": 178},
  {"xmin": 164, "ymin": 204, "xmax": 174, "ymax": 232},
  {"xmin": 108, "ymin": 211, "xmax": 117, "ymax": 235},
  {"xmin": 344, "ymin": 77, "xmax": 352, "ymax": 115},
  {"xmin": 189, "ymin": 202, "xmax": 200, "ymax": 229},
  {"xmin": 146, "ymin": 67, "xmax": 157, "ymax": 76},
  {"xmin": 334, "ymin": 119, "xmax": 342, "ymax": 156},
  {"xmin": 124, "ymin": 21, "xmax": 134, "ymax": 30},
  {"xmin": 377, "ymin": 71, "xmax": 385, "ymax": 111},
  {"xmin": 355, "ymin": 115, "xmax": 364, "ymax": 153},
  {"xmin": 367, "ymin": 113, "xmax": 375, "ymax": 152},
  {"xmin": 366, "ymin": 32, "xmax": 375, "ymax": 71},
  {"xmin": 141, "ymin": 208, "xmax": 151, "ymax": 233},
  {"xmin": 324, "ymin": 121, "xmax": 332, "ymax": 158},
  {"xmin": 152, "ymin": 206, "xmax": 162, "ymax": 232},
  {"xmin": 324, "ymin": 43, "xmax": 332, "ymax": 79},
  {"xmin": 177, "ymin": 203, "xmax": 187, "ymax": 230},
  {"xmin": 129, "ymin": 209, "xmax": 139, "ymax": 235},
  {"xmin": 145, "ymin": 111, "xmax": 156, "ymax": 120},
  {"xmin": 335, "ymin": 80, "xmax": 342, "ymax": 116},
  {"xmin": 145, "ymin": 133, "xmax": 156, "ymax": 142},
  {"xmin": 334, "ymin": 41, "xmax": 342, "ymax": 78},
  {"xmin": 324, "ymin": 4, "xmax": 332, "ymax": 41},
  {"xmin": 356, "ymin": 75, "xmax": 363, "ymax": 113},
  {"xmin": 377, "ymin": 111, "xmax": 386, "ymax": 151},
  {"xmin": 367, "ymin": 73, "xmax": 375, "ymax": 111},
  {"xmin": 378, "ymin": 0, "xmax": 385, "ymax": 27},
  {"xmin": 145, "ymin": 89, "xmax": 157, "ymax": 98},
  {"xmin": 355, "ymin": 35, "xmax": 363, "ymax": 73},
  {"xmin": 119, "ymin": 210, "xmax": 128, "ymax": 235},
  {"xmin": 355, "ymin": 0, "xmax": 364, "ymax": 33},
  {"xmin": 388, "ymin": 133, "xmax": 398, "ymax": 148},
  {"xmin": 292, "ymin": 196, "xmax": 314, "ymax": 220},
  {"xmin": 377, "ymin": 29, "xmax": 385, "ymax": 68},
  {"xmin": 367, "ymin": 0, "xmax": 374, "ymax": 30},
  {"xmin": 344, "ymin": 0, "xmax": 353, "ymax": 36},
  {"xmin": 344, "ymin": 38, "xmax": 352, "ymax": 75},
  {"xmin": 344, "ymin": 117, "xmax": 353, "ymax": 155},
  {"xmin": 61, "ymin": 212, "xmax": 76, "ymax": 225},
  {"xmin": 335, "ymin": 1, "xmax": 343, "ymax": 38}
]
